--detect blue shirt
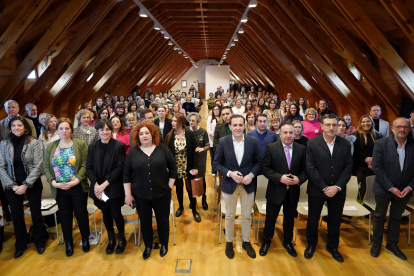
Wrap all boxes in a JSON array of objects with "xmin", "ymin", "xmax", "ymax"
[{"xmin": 247, "ymin": 128, "xmax": 278, "ymax": 158}]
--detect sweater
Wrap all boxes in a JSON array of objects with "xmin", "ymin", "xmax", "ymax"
[
  {"xmin": 247, "ymin": 128, "xmax": 278, "ymax": 158},
  {"xmin": 302, "ymin": 120, "xmax": 322, "ymax": 140}
]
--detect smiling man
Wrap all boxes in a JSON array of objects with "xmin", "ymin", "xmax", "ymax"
[{"xmin": 213, "ymin": 114, "xmax": 261, "ymax": 260}]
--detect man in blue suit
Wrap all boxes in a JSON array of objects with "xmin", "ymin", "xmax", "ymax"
[{"xmin": 213, "ymin": 114, "xmax": 261, "ymax": 260}]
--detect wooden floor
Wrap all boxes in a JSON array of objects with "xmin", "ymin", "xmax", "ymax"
[{"xmin": 1, "ymin": 102, "xmax": 414, "ymax": 275}]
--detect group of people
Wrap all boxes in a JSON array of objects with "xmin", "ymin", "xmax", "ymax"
[{"xmin": 0, "ymin": 86, "xmax": 413, "ymax": 264}]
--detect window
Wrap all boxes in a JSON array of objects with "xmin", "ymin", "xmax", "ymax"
[{"xmin": 27, "ymin": 70, "xmax": 36, "ymax": 79}]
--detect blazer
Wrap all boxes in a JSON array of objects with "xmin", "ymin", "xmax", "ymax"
[
  {"xmin": 372, "ymin": 135, "xmax": 414, "ymax": 199},
  {"xmin": 378, "ymin": 118, "xmax": 390, "ymax": 138},
  {"xmin": 213, "ymin": 134, "xmax": 261, "ymax": 194},
  {"xmin": 167, "ymin": 130, "xmax": 198, "ymax": 180},
  {"xmin": 306, "ymin": 134, "xmax": 353, "ymax": 198},
  {"xmin": 262, "ymin": 141, "xmax": 307, "ymax": 205},
  {"xmin": 86, "ymin": 138, "xmax": 126, "ymax": 200},
  {"xmin": 0, "ymin": 117, "xmax": 37, "ymax": 141},
  {"xmin": 213, "ymin": 123, "xmax": 230, "ymax": 154},
  {"xmin": 154, "ymin": 118, "xmax": 172, "ymax": 139},
  {"xmin": 0, "ymin": 138, "xmax": 43, "ymax": 189},
  {"xmin": 44, "ymin": 138, "xmax": 89, "ymax": 198}
]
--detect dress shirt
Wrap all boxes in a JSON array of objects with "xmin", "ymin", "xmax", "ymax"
[
  {"xmin": 281, "ymin": 141, "xmax": 293, "ymax": 190},
  {"xmin": 226, "ymin": 135, "xmax": 245, "ymax": 177},
  {"xmin": 323, "ymin": 134, "xmax": 341, "ymax": 191}
]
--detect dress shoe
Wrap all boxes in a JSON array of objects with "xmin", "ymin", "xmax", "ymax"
[
  {"xmin": 385, "ymin": 243, "xmax": 407, "ymax": 260},
  {"xmin": 143, "ymin": 247, "xmax": 152, "ymax": 260},
  {"xmin": 225, "ymin": 242, "xmax": 234, "ymax": 259},
  {"xmin": 36, "ymin": 246, "xmax": 46, "ymax": 255},
  {"xmin": 82, "ymin": 238, "xmax": 90, "ymax": 252},
  {"xmin": 14, "ymin": 250, "xmax": 24, "ymax": 259},
  {"xmin": 326, "ymin": 247, "xmax": 344, "ymax": 262},
  {"xmin": 160, "ymin": 245, "xmax": 168, "ymax": 257},
  {"xmin": 304, "ymin": 246, "xmax": 315, "ymax": 259},
  {"xmin": 65, "ymin": 240, "xmax": 74, "ymax": 257},
  {"xmin": 193, "ymin": 210, "xmax": 201, "ymax": 223},
  {"xmin": 175, "ymin": 207, "xmax": 184, "ymax": 217},
  {"xmin": 115, "ymin": 237, "xmax": 127, "ymax": 254},
  {"xmin": 242, "ymin": 241, "xmax": 256, "ymax": 258},
  {"xmin": 106, "ymin": 239, "xmax": 116, "ymax": 255},
  {"xmin": 259, "ymin": 243, "xmax": 270, "ymax": 256},
  {"xmin": 283, "ymin": 242, "xmax": 297, "ymax": 257},
  {"xmin": 202, "ymin": 195, "xmax": 208, "ymax": 210},
  {"xmin": 370, "ymin": 243, "xmax": 381, "ymax": 258}
]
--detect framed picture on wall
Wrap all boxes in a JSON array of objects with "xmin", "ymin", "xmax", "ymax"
[{"xmin": 181, "ymin": 80, "xmax": 187, "ymax": 88}]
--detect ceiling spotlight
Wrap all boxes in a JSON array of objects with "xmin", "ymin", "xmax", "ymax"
[
  {"xmin": 233, "ymin": 35, "xmax": 238, "ymax": 41},
  {"xmin": 153, "ymin": 23, "xmax": 161, "ymax": 30},
  {"xmin": 249, "ymin": 0, "xmax": 258, "ymax": 8},
  {"xmin": 168, "ymin": 41, "xmax": 173, "ymax": 45},
  {"xmin": 241, "ymin": 14, "xmax": 248, "ymax": 23},
  {"xmin": 238, "ymin": 27, "xmax": 244, "ymax": 34},
  {"xmin": 226, "ymin": 47, "xmax": 230, "ymax": 50},
  {"xmin": 185, "ymin": 56, "xmax": 189, "ymax": 58},
  {"xmin": 223, "ymin": 57, "xmax": 226, "ymax": 59},
  {"xmin": 174, "ymin": 47, "xmax": 179, "ymax": 50},
  {"xmin": 164, "ymin": 34, "xmax": 169, "ymax": 39},
  {"xmin": 139, "ymin": 8, "xmax": 148, "ymax": 17},
  {"xmin": 224, "ymin": 51, "xmax": 227, "ymax": 54},
  {"xmin": 178, "ymin": 51, "xmax": 182, "ymax": 54},
  {"xmin": 231, "ymin": 42, "xmax": 235, "ymax": 46}
]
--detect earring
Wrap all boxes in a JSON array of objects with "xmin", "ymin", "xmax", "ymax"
[{"xmin": 24, "ymin": 130, "xmax": 28, "ymax": 134}]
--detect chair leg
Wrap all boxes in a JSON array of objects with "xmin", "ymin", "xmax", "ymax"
[
  {"xmin": 54, "ymin": 213, "xmax": 60, "ymax": 245},
  {"xmin": 219, "ymin": 209, "xmax": 222, "ymax": 245},
  {"xmin": 172, "ymin": 213, "xmax": 176, "ymax": 245},
  {"xmin": 100, "ymin": 218, "xmax": 103, "ymax": 245},
  {"xmin": 138, "ymin": 219, "xmax": 141, "ymax": 247},
  {"xmin": 133, "ymin": 213, "xmax": 137, "ymax": 246},
  {"xmin": 294, "ymin": 214, "xmax": 300, "ymax": 246},
  {"xmin": 93, "ymin": 212, "xmax": 97, "ymax": 236},
  {"xmin": 368, "ymin": 213, "xmax": 371, "ymax": 245},
  {"xmin": 255, "ymin": 213, "xmax": 260, "ymax": 245},
  {"xmin": 319, "ymin": 217, "xmax": 323, "ymax": 227},
  {"xmin": 408, "ymin": 214, "xmax": 411, "ymax": 246}
]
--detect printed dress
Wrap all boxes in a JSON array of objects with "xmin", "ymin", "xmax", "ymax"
[
  {"xmin": 52, "ymin": 145, "xmax": 76, "ymax": 183},
  {"xmin": 174, "ymin": 133, "xmax": 187, "ymax": 179}
]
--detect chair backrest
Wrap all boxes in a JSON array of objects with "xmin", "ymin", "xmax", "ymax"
[
  {"xmin": 41, "ymin": 175, "xmax": 53, "ymax": 198},
  {"xmin": 363, "ymin": 175, "xmax": 376, "ymax": 205},
  {"xmin": 256, "ymin": 175, "xmax": 268, "ymax": 201},
  {"xmin": 299, "ymin": 180, "xmax": 308, "ymax": 202},
  {"xmin": 346, "ymin": 176, "xmax": 359, "ymax": 201}
]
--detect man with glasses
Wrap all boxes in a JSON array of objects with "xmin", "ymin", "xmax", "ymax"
[
  {"xmin": 370, "ymin": 118, "xmax": 414, "ymax": 260},
  {"xmin": 304, "ymin": 114, "xmax": 353, "ymax": 262}
]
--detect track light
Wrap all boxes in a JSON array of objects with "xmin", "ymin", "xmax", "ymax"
[
  {"xmin": 233, "ymin": 35, "xmax": 238, "ymax": 41},
  {"xmin": 238, "ymin": 27, "xmax": 244, "ymax": 34},
  {"xmin": 168, "ymin": 41, "xmax": 173, "ymax": 45},
  {"xmin": 226, "ymin": 48, "xmax": 230, "ymax": 50},
  {"xmin": 231, "ymin": 42, "xmax": 235, "ymax": 46},
  {"xmin": 184, "ymin": 56, "xmax": 189, "ymax": 58},
  {"xmin": 153, "ymin": 23, "xmax": 160, "ymax": 30},
  {"xmin": 178, "ymin": 51, "xmax": 182, "ymax": 54},
  {"xmin": 139, "ymin": 8, "xmax": 148, "ymax": 17},
  {"xmin": 174, "ymin": 47, "xmax": 179, "ymax": 50},
  {"xmin": 241, "ymin": 14, "xmax": 248, "ymax": 23},
  {"xmin": 249, "ymin": 0, "xmax": 258, "ymax": 8},
  {"xmin": 223, "ymin": 57, "xmax": 226, "ymax": 59},
  {"xmin": 224, "ymin": 51, "xmax": 227, "ymax": 54},
  {"xmin": 164, "ymin": 34, "xmax": 169, "ymax": 39}
]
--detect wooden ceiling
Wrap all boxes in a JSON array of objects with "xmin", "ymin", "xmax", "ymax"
[{"xmin": 0, "ymin": 0, "xmax": 414, "ymax": 121}]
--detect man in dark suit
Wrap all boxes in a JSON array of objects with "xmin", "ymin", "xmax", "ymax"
[
  {"xmin": 154, "ymin": 106, "xmax": 172, "ymax": 139},
  {"xmin": 213, "ymin": 114, "xmax": 261, "ymax": 260},
  {"xmin": 305, "ymin": 114, "xmax": 353, "ymax": 262},
  {"xmin": 214, "ymin": 86, "xmax": 223, "ymax": 99},
  {"xmin": 370, "ymin": 117, "xmax": 414, "ymax": 260},
  {"xmin": 409, "ymin": 109, "xmax": 414, "ymax": 138},
  {"xmin": 260, "ymin": 123, "xmax": 307, "ymax": 257}
]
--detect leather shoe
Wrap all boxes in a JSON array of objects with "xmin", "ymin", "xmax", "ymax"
[
  {"xmin": 115, "ymin": 237, "xmax": 127, "ymax": 254},
  {"xmin": 259, "ymin": 243, "xmax": 270, "ymax": 256},
  {"xmin": 160, "ymin": 245, "xmax": 168, "ymax": 257},
  {"xmin": 143, "ymin": 247, "xmax": 152, "ymax": 260},
  {"xmin": 242, "ymin": 241, "xmax": 256, "ymax": 258},
  {"xmin": 304, "ymin": 246, "xmax": 315, "ymax": 259},
  {"xmin": 202, "ymin": 196, "xmax": 208, "ymax": 210},
  {"xmin": 106, "ymin": 239, "xmax": 116, "ymax": 255},
  {"xmin": 385, "ymin": 243, "xmax": 407, "ymax": 260},
  {"xmin": 225, "ymin": 242, "xmax": 234, "ymax": 259},
  {"xmin": 283, "ymin": 242, "xmax": 297, "ymax": 257},
  {"xmin": 175, "ymin": 207, "xmax": 184, "ymax": 217},
  {"xmin": 193, "ymin": 210, "xmax": 201, "ymax": 223},
  {"xmin": 65, "ymin": 240, "xmax": 74, "ymax": 257},
  {"xmin": 326, "ymin": 247, "xmax": 344, "ymax": 262},
  {"xmin": 82, "ymin": 238, "xmax": 90, "ymax": 253},
  {"xmin": 370, "ymin": 243, "xmax": 381, "ymax": 258},
  {"xmin": 14, "ymin": 250, "xmax": 24, "ymax": 259},
  {"xmin": 36, "ymin": 247, "xmax": 46, "ymax": 255}
]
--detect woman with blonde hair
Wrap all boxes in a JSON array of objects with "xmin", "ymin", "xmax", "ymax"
[
  {"xmin": 38, "ymin": 114, "xmax": 59, "ymax": 151},
  {"xmin": 301, "ymin": 108, "xmax": 322, "ymax": 140},
  {"xmin": 124, "ymin": 113, "xmax": 137, "ymax": 134},
  {"xmin": 73, "ymin": 109, "xmax": 99, "ymax": 147}
]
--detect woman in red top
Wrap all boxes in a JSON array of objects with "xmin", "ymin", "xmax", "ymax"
[{"xmin": 110, "ymin": 116, "xmax": 130, "ymax": 153}]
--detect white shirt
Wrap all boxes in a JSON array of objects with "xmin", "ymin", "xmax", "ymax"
[
  {"xmin": 227, "ymin": 135, "xmax": 245, "ymax": 177},
  {"xmin": 232, "ymin": 106, "xmax": 245, "ymax": 115},
  {"xmin": 206, "ymin": 115, "xmax": 217, "ymax": 147},
  {"xmin": 322, "ymin": 134, "xmax": 341, "ymax": 191}
]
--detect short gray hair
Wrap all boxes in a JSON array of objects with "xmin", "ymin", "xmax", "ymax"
[
  {"xmin": 25, "ymin": 103, "xmax": 36, "ymax": 111},
  {"xmin": 4, "ymin": 100, "xmax": 19, "ymax": 108},
  {"xmin": 186, "ymin": 112, "xmax": 201, "ymax": 123}
]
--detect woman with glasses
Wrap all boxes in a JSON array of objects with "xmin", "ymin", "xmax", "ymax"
[{"xmin": 301, "ymin": 108, "xmax": 322, "ymax": 140}]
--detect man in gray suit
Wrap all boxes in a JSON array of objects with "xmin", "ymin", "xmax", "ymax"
[
  {"xmin": 0, "ymin": 100, "xmax": 37, "ymax": 141},
  {"xmin": 370, "ymin": 117, "xmax": 414, "ymax": 260},
  {"xmin": 370, "ymin": 105, "xmax": 389, "ymax": 137},
  {"xmin": 213, "ymin": 114, "xmax": 261, "ymax": 259}
]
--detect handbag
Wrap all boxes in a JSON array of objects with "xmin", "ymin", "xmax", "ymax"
[{"xmin": 191, "ymin": 178, "xmax": 204, "ymax": 197}]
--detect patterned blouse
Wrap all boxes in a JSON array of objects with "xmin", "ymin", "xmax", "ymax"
[
  {"xmin": 52, "ymin": 145, "xmax": 76, "ymax": 183},
  {"xmin": 174, "ymin": 133, "xmax": 187, "ymax": 179}
]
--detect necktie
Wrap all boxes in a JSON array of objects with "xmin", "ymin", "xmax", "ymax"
[{"xmin": 285, "ymin": 145, "xmax": 291, "ymax": 170}]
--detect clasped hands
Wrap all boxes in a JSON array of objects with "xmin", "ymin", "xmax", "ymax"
[
  {"xmin": 51, "ymin": 180, "xmax": 75, "ymax": 190},
  {"xmin": 365, "ymin": 157, "xmax": 373, "ymax": 170},
  {"xmin": 229, "ymin": 171, "xmax": 254, "ymax": 185},
  {"xmin": 94, "ymin": 181, "xmax": 109, "ymax": 201},
  {"xmin": 324, "ymin": 186, "xmax": 339, "ymax": 198},
  {"xmin": 280, "ymin": 174, "xmax": 300, "ymax": 186},
  {"xmin": 13, "ymin": 185, "xmax": 28, "ymax": 195},
  {"xmin": 390, "ymin": 187, "xmax": 411, "ymax": 198}
]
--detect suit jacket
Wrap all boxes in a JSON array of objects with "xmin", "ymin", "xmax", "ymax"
[
  {"xmin": 372, "ymin": 135, "xmax": 414, "ymax": 199},
  {"xmin": 215, "ymin": 91, "xmax": 222, "ymax": 99},
  {"xmin": 0, "ymin": 117, "xmax": 37, "ymax": 141},
  {"xmin": 306, "ymin": 134, "xmax": 353, "ymax": 198},
  {"xmin": 86, "ymin": 138, "xmax": 126, "ymax": 200},
  {"xmin": 372, "ymin": 118, "xmax": 390, "ymax": 138},
  {"xmin": 154, "ymin": 118, "xmax": 172, "ymax": 139},
  {"xmin": 213, "ymin": 123, "xmax": 229, "ymax": 154},
  {"xmin": 262, "ymin": 141, "xmax": 307, "ymax": 205},
  {"xmin": 213, "ymin": 134, "xmax": 261, "ymax": 194}
]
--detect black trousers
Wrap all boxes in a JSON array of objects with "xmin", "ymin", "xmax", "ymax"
[
  {"xmin": 263, "ymin": 191, "xmax": 298, "ymax": 245},
  {"xmin": 101, "ymin": 198, "xmax": 125, "ymax": 238},
  {"xmin": 0, "ymin": 184, "xmax": 11, "ymax": 221},
  {"xmin": 135, "ymin": 192, "xmax": 171, "ymax": 248},
  {"xmin": 306, "ymin": 195, "xmax": 345, "ymax": 249},
  {"xmin": 356, "ymin": 167, "xmax": 374, "ymax": 201},
  {"xmin": 373, "ymin": 194, "xmax": 410, "ymax": 245},
  {"xmin": 56, "ymin": 192, "xmax": 90, "ymax": 241},
  {"xmin": 209, "ymin": 147, "xmax": 215, "ymax": 174},
  {"xmin": 175, "ymin": 178, "xmax": 196, "ymax": 209},
  {"xmin": 5, "ymin": 180, "xmax": 44, "ymax": 251}
]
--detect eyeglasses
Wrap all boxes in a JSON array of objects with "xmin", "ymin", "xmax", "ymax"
[
  {"xmin": 324, "ymin": 124, "xmax": 337, "ymax": 128},
  {"xmin": 393, "ymin": 126, "xmax": 411, "ymax": 130}
]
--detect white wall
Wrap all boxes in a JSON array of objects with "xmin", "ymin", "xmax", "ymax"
[{"xmin": 205, "ymin": 65, "xmax": 230, "ymax": 99}]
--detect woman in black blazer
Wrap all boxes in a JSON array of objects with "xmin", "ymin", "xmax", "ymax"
[
  {"xmin": 164, "ymin": 113, "xmax": 199, "ymax": 222},
  {"xmin": 86, "ymin": 119, "xmax": 126, "ymax": 255}
]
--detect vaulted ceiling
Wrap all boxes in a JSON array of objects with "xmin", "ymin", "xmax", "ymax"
[{"xmin": 0, "ymin": 0, "xmax": 414, "ymax": 121}]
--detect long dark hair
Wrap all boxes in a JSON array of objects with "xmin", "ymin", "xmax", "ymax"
[
  {"xmin": 8, "ymin": 116, "xmax": 33, "ymax": 142},
  {"xmin": 165, "ymin": 113, "xmax": 186, "ymax": 147},
  {"xmin": 110, "ymin": 115, "xmax": 126, "ymax": 135},
  {"xmin": 211, "ymin": 104, "xmax": 222, "ymax": 123},
  {"xmin": 286, "ymin": 103, "xmax": 299, "ymax": 120}
]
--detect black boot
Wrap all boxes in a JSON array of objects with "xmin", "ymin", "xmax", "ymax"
[
  {"xmin": 106, "ymin": 230, "xmax": 116, "ymax": 255},
  {"xmin": 202, "ymin": 195, "xmax": 208, "ymax": 210},
  {"xmin": 65, "ymin": 239, "xmax": 74, "ymax": 257},
  {"xmin": 82, "ymin": 238, "xmax": 90, "ymax": 253},
  {"xmin": 115, "ymin": 232, "xmax": 127, "ymax": 254},
  {"xmin": 0, "ymin": 226, "xmax": 4, "ymax": 253}
]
